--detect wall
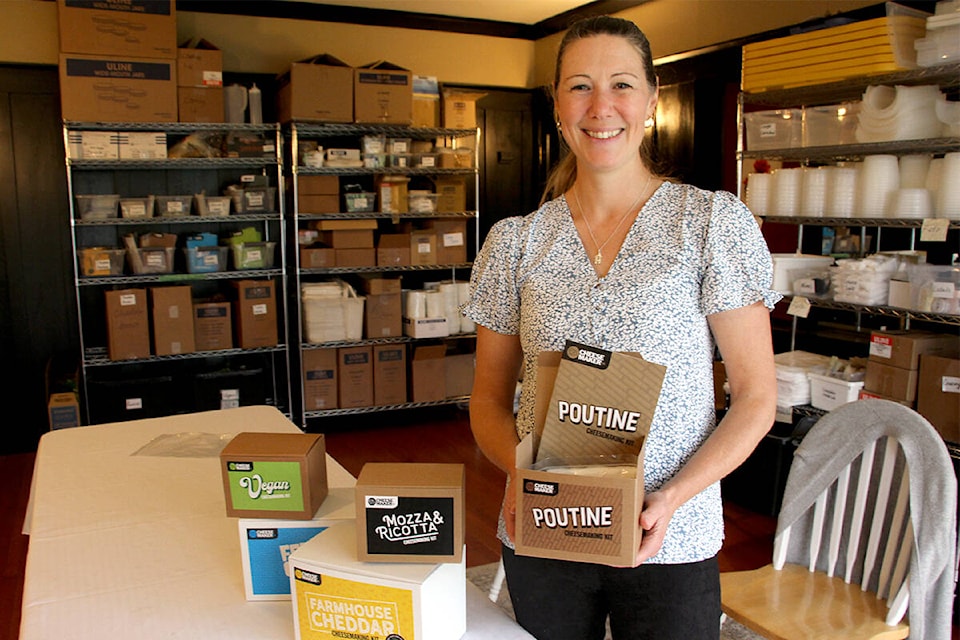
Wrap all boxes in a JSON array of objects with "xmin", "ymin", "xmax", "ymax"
[{"xmin": 3, "ymin": 0, "xmax": 878, "ymax": 88}]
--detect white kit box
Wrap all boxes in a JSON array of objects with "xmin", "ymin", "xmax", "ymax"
[
  {"xmin": 238, "ymin": 487, "xmax": 355, "ymax": 601},
  {"xmin": 289, "ymin": 521, "xmax": 466, "ymax": 640}
]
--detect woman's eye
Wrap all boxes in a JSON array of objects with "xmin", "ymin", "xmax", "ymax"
[
  {"xmin": 614, "ymin": 82, "xmax": 633, "ymax": 90},
  {"xmin": 570, "ymin": 84, "xmax": 590, "ymax": 92}
]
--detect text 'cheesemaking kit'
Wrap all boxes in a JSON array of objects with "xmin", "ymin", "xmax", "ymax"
[{"xmin": 515, "ymin": 340, "xmax": 666, "ymax": 566}]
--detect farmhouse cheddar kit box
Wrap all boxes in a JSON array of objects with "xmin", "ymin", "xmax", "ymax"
[
  {"xmin": 289, "ymin": 521, "xmax": 466, "ymax": 640},
  {"xmin": 514, "ymin": 341, "xmax": 665, "ymax": 567},
  {"xmin": 355, "ymin": 462, "xmax": 464, "ymax": 563},
  {"xmin": 220, "ymin": 432, "xmax": 328, "ymax": 520}
]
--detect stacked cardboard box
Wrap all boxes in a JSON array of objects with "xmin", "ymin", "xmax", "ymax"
[
  {"xmin": 177, "ymin": 39, "xmax": 223, "ymax": 123},
  {"xmin": 862, "ymin": 330, "xmax": 959, "ymax": 406},
  {"xmin": 917, "ymin": 355, "xmax": 960, "ymax": 444},
  {"xmin": 316, "ymin": 219, "xmax": 377, "ymax": 267},
  {"xmin": 57, "ymin": 0, "xmax": 178, "ymax": 123}
]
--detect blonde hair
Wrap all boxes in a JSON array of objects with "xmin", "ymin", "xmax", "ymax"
[{"xmin": 541, "ymin": 16, "xmax": 660, "ymax": 205}]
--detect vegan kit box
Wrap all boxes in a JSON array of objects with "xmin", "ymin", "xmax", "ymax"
[
  {"xmin": 238, "ymin": 487, "xmax": 355, "ymax": 601},
  {"xmin": 355, "ymin": 462, "xmax": 464, "ymax": 563},
  {"xmin": 220, "ymin": 432, "xmax": 328, "ymax": 520},
  {"xmin": 515, "ymin": 341, "xmax": 665, "ymax": 567},
  {"xmin": 289, "ymin": 521, "xmax": 466, "ymax": 640}
]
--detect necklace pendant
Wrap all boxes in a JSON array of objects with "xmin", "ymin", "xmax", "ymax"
[{"xmin": 594, "ymin": 251, "xmax": 602, "ymax": 265}]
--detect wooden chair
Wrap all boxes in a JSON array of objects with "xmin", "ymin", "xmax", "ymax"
[{"xmin": 720, "ymin": 399, "xmax": 957, "ymax": 640}]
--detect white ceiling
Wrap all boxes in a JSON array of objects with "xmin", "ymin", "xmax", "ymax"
[{"xmin": 307, "ymin": 0, "xmax": 598, "ymax": 25}]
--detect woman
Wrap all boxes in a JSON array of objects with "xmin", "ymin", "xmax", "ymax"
[{"xmin": 462, "ymin": 15, "xmax": 780, "ymax": 640}]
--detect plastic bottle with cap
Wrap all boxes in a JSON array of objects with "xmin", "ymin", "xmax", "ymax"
[{"xmin": 248, "ymin": 83, "xmax": 263, "ymax": 124}]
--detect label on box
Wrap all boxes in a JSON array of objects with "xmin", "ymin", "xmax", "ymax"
[
  {"xmin": 125, "ymin": 397, "xmax": 143, "ymax": 410},
  {"xmin": 246, "ymin": 525, "xmax": 329, "ymax": 596},
  {"xmin": 362, "ymin": 496, "xmax": 455, "ymax": 557},
  {"xmin": 202, "ymin": 70, "xmax": 223, "ymax": 87},
  {"xmin": 293, "ymin": 571, "xmax": 412, "ymax": 638},
  {"xmin": 943, "ymin": 375, "xmax": 960, "ymax": 394},
  {"xmin": 442, "ymin": 232, "xmax": 464, "ymax": 247},
  {"xmin": 225, "ymin": 460, "xmax": 304, "ymax": 512},
  {"xmin": 869, "ymin": 335, "xmax": 893, "ymax": 359},
  {"xmin": 520, "ymin": 481, "xmax": 624, "ymax": 555},
  {"xmin": 760, "ymin": 122, "xmax": 777, "ymax": 138}
]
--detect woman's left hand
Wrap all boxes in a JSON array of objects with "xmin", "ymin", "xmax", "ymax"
[{"xmin": 634, "ymin": 489, "xmax": 677, "ymax": 565}]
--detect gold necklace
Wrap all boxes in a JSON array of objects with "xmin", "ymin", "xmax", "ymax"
[{"xmin": 574, "ymin": 174, "xmax": 653, "ymax": 266}]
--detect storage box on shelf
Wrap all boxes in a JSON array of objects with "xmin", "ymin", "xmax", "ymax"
[
  {"xmin": 287, "ymin": 122, "xmax": 479, "ymax": 425},
  {"xmin": 65, "ymin": 122, "xmax": 291, "ymax": 425}
]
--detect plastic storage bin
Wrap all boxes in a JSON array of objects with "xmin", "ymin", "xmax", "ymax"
[
  {"xmin": 802, "ymin": 103, "xmax": 860, "ymax": 147},
  {"xmin": 155, "ymin": 194, "xmax": 192, "ymax": 216},
  {"xmin": 195, "ymin": 194, "xmax": 231, "ymax": 217},
  {"xmin": 744, "ymin": 109, "xmax": 802, "ymax": 150},
  {"xmin": 408, "ymin": 191, "xmax": 438, "ymax": 213},
  {"xmin": 119, "ymin": 196, "xmax": 155, "ymax": 219},
  {"xmin": 75, "ymin": 194, "xmax": 120, "ymax": 220},
  {"xmin": 127, "ymin": 246, "xmax": 176, "ymax": 274},
  {"xmin": 771, "ymin": 254, "xmax": 835, "ymax": 294},
  {"xmin": 237, "ymin": 187, "xmax": 276, "ymax": 213},
  {"xmin": 78, "ymin": 247, "xmax": 125, "ymax": 276},
  {"xmin": 183, "ymin": 246, "xmax": 229, "ymax": 273},
  {"xmin": 301, "ymin": 281, "xmax": 364, "ymax": 343},
  {"xmin": 230, "ymin": 241, "xmax": 276, "ymax": 270},
  {"xmin": 807, "ymin": 372, "xmax": 864, "ymax": 411},
  {"xmin": 344, "ymin": 192, "xmax": 376, "ymax": 213}
]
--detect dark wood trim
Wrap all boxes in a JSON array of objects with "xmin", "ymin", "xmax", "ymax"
[{"xmin": 176, "ymin": 0, "xmax": 650, "ymax": 40}]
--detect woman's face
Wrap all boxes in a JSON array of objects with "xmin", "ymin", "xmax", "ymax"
[{"xmin": 555, "ymin": 34, "xmax": 658, "ymax": 176}]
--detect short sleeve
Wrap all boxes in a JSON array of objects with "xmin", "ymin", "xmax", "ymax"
[
  {"xmin": 700, "ymin": 191, "xmax": 782, "ymax": 315},
  {"xmin": 461, "ymin": 216, "xmax": 524, "ymax": 335}
]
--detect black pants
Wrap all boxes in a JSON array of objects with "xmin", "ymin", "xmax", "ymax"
[{"xmin": 501, "ymin": 545, "xmax": 721, "ymax": 640}]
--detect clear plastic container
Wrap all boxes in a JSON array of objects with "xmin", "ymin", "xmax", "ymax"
[
  {"xmin": 127, "ymin": 247, "xmax": 176, "ymax": 274},
  {"xmin": 155, "ymin": 195, "xmax": 192, "ymax": 217},
  {"xmin": 744, "ymin": 109, "xmax": 802, "ymax": 150},
  {"xmin": 119, "ymin": 196, "xmax": 155, "ymax": 219},
  {"xmin": 195, "ymin": 194, "xmax": 231, "ymax": 217},
  {"xmin": 238, "ymin": 187, "xmax": 276, "ymax": 213},
  {"xmin": 183, "ymin": 246, "xmax": 229, "ymax": 273},
  {"xmin": 230, "ymin": 241, "xmax": 276, "ymax": 270},
  {"xmin": 75, "ymin": 194, "xmax": 119, "ymax": 220},
  {"xmin": 802, "ymin": 103, "xmax": 860, "ymax": 147},
  {"xmin": 344, "ymin": 192, "xmax": 376, "ymax": 213},
  {"xmin": 408, "ymin": 191, "xmax": 438, "ymax": 213},
  {"xmin": 78, "ymin": 247, "xmax": 125, "ymax": 276}
]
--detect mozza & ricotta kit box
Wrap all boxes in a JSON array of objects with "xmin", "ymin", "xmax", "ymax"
[
  {"xmin": 238, "ymin": 487, "xmax": 355, "ymax": 600},
  {"xmin": 355, "ymin": 462, "xmax": 464, "ymax": 563},
  {"xmin": 514, "ymin": 340, "xmax": 665, "ymax": 567},
  {"xmin": 289, "ymin": 520, "xmax": 466, "ymax": 640}
]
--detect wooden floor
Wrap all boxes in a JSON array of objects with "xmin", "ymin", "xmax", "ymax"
[{"xmin": 3, "ymin": 405, "xmax": 953, "ymax": 639}]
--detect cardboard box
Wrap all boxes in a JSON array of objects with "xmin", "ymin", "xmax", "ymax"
[
  {"xmin": 117, "ymin": 132, "xmax": 167, "ymax": 159},
  {"xmin": 177, "ymin": 42, "xmax": 222, "ymax": 87},
  {"xmin": 298, "ymin": 175, "xmax": 340, "ymax": 195},
  {"xmin": 193, "ymin": 301, "xmax": 232, "ymax": 351},
  {"xmin": 338, "ymin": 345, "xmax": 373, "ymax": 409},
  {"xmin": 334, "ymin": 248, "xmax": 377, "ymax": 268},
  {"xmin": 868, "ymin": 330, "xmax": 959, "ymax": 370},
  {"xmin": 364, "ymin": 292, "xmax": 402, "ymax": 338},
  {"xmin": 410, "ymin": 231, "xmax": 437, "ymax": 265},
  {"xmin": 433, "ymin": 177, "xmax": 467, "ymax": 213},
  {"xmin": 220, "ymin": 432, "xmax": 329, "ymax": 520},
  {"xmin": 298, "ymin": 194, "xmax": 339, "ymax": 213},
  {"xmin": 277, "ymin": 54, "xmax": 354, "ymax": 123},
  {"xmin": 67, "ymin": 130, "xmax": 119, "ymax": 160},
  {"xmin": 441, "ymin": 90, "xmax": 485, "ymax": 129},
  {"xmin": 302, "ymin": 348, "xmax": 338, "ymax": 411},
  {"xmin": 59, "ymin": 54, "xmax": 177, "ymax": 123},
  {"xmin": 864, "ymin": 360, "xmax": 920, "ymax": 403},
  {"xmin": 445, "ymin": 350, "xmax": 475, "ymax": 398},
  {"xmin": 514, "ymin": 341, "xmax": 665, "ymax": 566},
  {"xmin": 403, "ymin": 316, "xmax": 449, "ymax": 340},
  {"xmin": 233, "ymin": 280, "xmax": 278, "ymax": 349},
  {"xmin": 359, "ymin": 275, "xmax": 402, "ymax": 295},
  {"xmin": 289, "ymin": 521, "xmax": 466, "ymax": 640},
  {"xmin": 354, "ymin": 61, "xmax": 413, "ymax": 125},
  {"xmin": 355, "ymin": 462, "xmax": 465, "ymax": 563},
  {"xmin": 373, "ymin": 344, "xmax": 406, "ymax": 406},
  {"xmin": 150, "ymin": 286, "xmax": 195, "ymax": 356},
  {"xmin": 917, "ymin": 355, "xmax": 960, "ymax": 444},
  {"xmin": 377, "ymin": 175, "xmax": 409, "ymax": 213},
  {"xmin": 409, "ymin": 344, "xmax": 447, "ymax": 402},
  {"xmin": 105, "ymin": 288, "xmax": 151, "ymax": 361},
  {"xmin": 412, "ymin": 95, "xmax": 439, "ymax": 128},
  {"xmin": 178, "ymin": 86, "xmax": 224, "ymax": 123},
  {"xmin": 238, "ymin": 487, "xmax": 355, "ymax": 601},
  {"xmin": 319, "ymin": 225, "xmax": 376, "ymax": 248},
  {"xmin": 425, "ymin": 219, "xmax": 467, "ymax": 264},
  {"xmin": 299, "ymin": 246, "xmax": 336, "ymax": 269},
  {"xmin": 377, "ymin": 234, "xmax": 411, "ymax": 266},
  {"xmin": 57, "ymin": 0, "xmax": 177, "ymax": 59},
  {"xmin": 857, "ymin": 388, "xmax": 914, "ymax": 408},
  {"xmin": 48, "ymin": 392, "xmax": 80, "ymax": 430}
]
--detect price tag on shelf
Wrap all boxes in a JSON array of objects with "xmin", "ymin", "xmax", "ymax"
[
  {"xmin": 920, "ymin": 218, "xmax": 949, "ymax": 243},
  {"xmin": 787, "ymin": 295, "xmax": 811, "ymax": 318}
]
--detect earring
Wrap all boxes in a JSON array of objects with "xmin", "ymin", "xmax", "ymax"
[
  {"xmin": 644, "ymin": 116, "xmax": 655, "ymax": 128},
  {"xmin": 556, "ymin": 120, "xmax": 562, "ymax": 131}
]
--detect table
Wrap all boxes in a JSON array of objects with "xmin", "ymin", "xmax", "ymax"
[{"xmin": 20, "ymin": 406, "xmax": 532, "ymax": 639}]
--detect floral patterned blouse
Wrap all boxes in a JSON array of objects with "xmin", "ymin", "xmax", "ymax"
[{"xmin": 461, "ymin": 180, "xmax": 781, "ymax": 564}]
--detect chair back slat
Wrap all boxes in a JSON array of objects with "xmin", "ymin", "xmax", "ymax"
[
  {"xmin": 877, "ymin": 471, "xmax": 911, "ymax": 600},
  {"xmin": 887, "ymin": 574, "xmax": 911, "ymax": 626},
  {"xmin": 827, "ymin": 464, "xmax": 851, "ymax": 578},
  {"xmin": 887, "ymin": 517, "xmax": 914, "ymax": 616},
  {"xmin": 861, "ymin": 438, "xmax": 900, "ymax": 591},
  {"xmin": 845, "ymin": 439, "xmax": 878, "ymax": 583},
  {"xmin": 772, "ymin": 526, "xmax": 789, "ymax": 570},
  {"xmin": 808, "ymin": 492, "xmax": 828, "ymax": 571}
]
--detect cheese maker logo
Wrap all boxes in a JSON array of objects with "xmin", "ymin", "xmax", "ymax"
[
  {"xmin": 523, "ymin": 480, "xmax": 559, "ymax": 496},
  {"xmin": 564, "ymin": 341, "xmax": 611, "ymax": 369}
]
